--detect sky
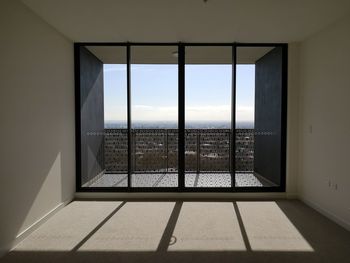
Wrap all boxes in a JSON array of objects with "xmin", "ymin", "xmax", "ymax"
[{"xmin": 103, "ymin": 63, "xmax": 255, "ymax": 124}]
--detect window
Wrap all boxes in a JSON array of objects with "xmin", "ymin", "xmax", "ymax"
[
  {"xmin": 76, "ymin": 43, "xmax": 287, "ymax": 192},
  {"xmin": 184, "ymin": 46, "xmax": 232, "ymax": 188},
  {"xmin": 130, "ymin": 46, "xmax": 178, "ymax": 187}
]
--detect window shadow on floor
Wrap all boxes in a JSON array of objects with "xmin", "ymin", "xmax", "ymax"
[{"xmin": 2, "ymin": 200, "xmax": 350, "ymax": 263}]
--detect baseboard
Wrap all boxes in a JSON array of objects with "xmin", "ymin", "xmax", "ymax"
[
  {"xmin": 75, "ymin": 192, "xmax": 288, "ymax": 200},
  {"xmin": 0, "ymin": 248, "xmax": 7, "ymax": 259},
  {"xmin": 299, "ymin": 195, "xmax": 350, "ymax": 231},
  {"xmin": 286, "ymin": 192, "xmax": 298, "ymax": 199},
  {"xmin": 9, "ymin": 199, "xmax": 72, "ymax": 252}
]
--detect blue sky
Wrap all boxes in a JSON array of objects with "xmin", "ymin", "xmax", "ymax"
[{"xmin": 103, "ymin": 63, "xmax": 255, "ymax": 123}]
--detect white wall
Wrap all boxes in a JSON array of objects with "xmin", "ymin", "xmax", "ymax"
[
  {"xmin": 0, "ymin": 0, "xmax": 75, "ymax": 255},
  {"xmin": 298, "ymin": 14, "xmax": 350, "ymax": 230},
  {"xmin": 286, "ymin": 43, "xmax": 300, "ymax": 197}
]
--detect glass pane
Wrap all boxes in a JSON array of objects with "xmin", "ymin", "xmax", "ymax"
[
  {"xmin": 80, "ymin": 46, "xmax": 128, "ymax": 187},
  {"xmin": 185, "ymin": 46, "xmax": 232, "ymax": 188},
  {"xmin": 235, "ymin": 46, "xmax": 283, "ymax": 187},
  {"xmin": 131, "ymin": 46, "xmax": 178, "ymax": 187}
]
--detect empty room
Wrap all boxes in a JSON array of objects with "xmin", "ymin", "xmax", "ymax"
[{"xmin": 0, "ymin": 0, "xmax": 349, "ymax": 262}]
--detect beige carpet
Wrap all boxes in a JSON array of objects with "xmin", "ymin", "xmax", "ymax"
[{"xmin": 1, "ymin": 200, "xmax": 350, "ymax": 263}]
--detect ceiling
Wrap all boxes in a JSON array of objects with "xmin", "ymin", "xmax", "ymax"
[
  {"xmin": 86, "ymin": 45, "xmax": 274, "ymax": 64},
  {"xmin": 21, "ymin": 0, "xmax": 350, "ymax": 43}
]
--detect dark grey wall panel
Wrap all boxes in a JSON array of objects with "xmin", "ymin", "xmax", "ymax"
[
  {"xmin": 80, "ymin": 47, "xmax": 104, "ymax": 185},
  {"xmin": 254, "ymin": 47, "xmax": 282, "ymax": 185}
]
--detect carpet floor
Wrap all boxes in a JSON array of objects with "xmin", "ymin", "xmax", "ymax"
[{"xmin": 1, "ymin": 200, "xmax": 349, "ymax": 263}]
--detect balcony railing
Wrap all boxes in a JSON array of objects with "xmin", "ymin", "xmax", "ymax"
[{"xmin": 104, "ymin": 129, "xmax": 254, "ymax": 173}]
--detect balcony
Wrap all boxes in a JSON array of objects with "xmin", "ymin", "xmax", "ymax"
[{"xmin": 84, "ymin": 129, "xmax": 276, "ymax": 188}]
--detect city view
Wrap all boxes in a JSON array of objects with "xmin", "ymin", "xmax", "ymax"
[
  {"xmin": 102, "ymin": 62, "xmax": 256, "ymax": 176},
  {"xmin": 104, "ymin": 120, "xmax": 254, "ymax": 129}
]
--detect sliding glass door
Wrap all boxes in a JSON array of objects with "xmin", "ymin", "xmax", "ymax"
[
  {"xmin": 76, "ymin": 43, "xmax": 287, "ymax": 192},
  {"xmin": 130, "ymin": 46, "xmax": 179, "ymax": 188},
  {"xmin": 78, "ymin": 45, "xmax": 128, "ymax": 188},
  {"xmin": 184, "ymin": 46, "xmax": 233, "ymax": 188},
  {"xmin": 235, "ymin": 45, "xmax": 285, "ymax": 188}
]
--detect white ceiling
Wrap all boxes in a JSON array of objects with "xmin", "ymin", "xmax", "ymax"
[
  {"xmin": 21, "ymin": 0, "xmax": 350, "ymax": 43},
  {"xmin": 86, "ymin": 45, "xmax": 274, "ymax": 64}
]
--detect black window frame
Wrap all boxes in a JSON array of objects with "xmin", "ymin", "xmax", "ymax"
[{"xmin": 74, "ymin": 42, "xmax": 288, "ymax": 193}]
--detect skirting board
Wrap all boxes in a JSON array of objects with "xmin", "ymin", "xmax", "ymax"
[
  {"xmin": 299, "ymin": 195, "xmax": 350, "ymax": 231},
  {"xmin": 286, "ymin": 192, "xmax": 298, "ymax": 199},
  {"xmin": 0, "ymin": 248, "xmax": 6, "ymax": 259},
  {"xmin": 1, "ymin": 199, "xmax": 72, "ymax": 258}
]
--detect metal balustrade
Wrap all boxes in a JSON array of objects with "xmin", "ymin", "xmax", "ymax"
[{"xmin": 104, "ymin": 129, "xmax": 254, "ymax": 173}]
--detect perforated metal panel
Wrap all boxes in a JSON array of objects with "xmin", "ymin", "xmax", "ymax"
[
  {"xmin": 104, "ymin": 129, "xmax": 128, "ymax": 172},
  {"xmin": 104, "ymin": 128, "xmax": 254, "ymax": 173},
  {"xmin": 167, "ymin": 130, "xmax": 178, "ymax": 172},
  {"xmin": 133, "ymin": 129, "xmax": 166, "ymax": 172},
  {"xmin": 235, "ymin": 129, "xmax": 254, "ymax": 172},
  {"xmin": 185, "ymin": 130, "xmax": 198, "ymax": 172},
  {"xmin": 199, "ymin": 129, "xmax": 230, "ymax": 172}
]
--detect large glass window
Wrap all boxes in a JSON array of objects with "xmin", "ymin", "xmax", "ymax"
[
  {"xmin": 130, "ymin": 46, "xmax": 178, "ymax": 188},
  {"xmin": 184, "ymin": 46, "xmax": 232, "ymax": 188},
  {"xmin": 77, "ymin": 43, "xmax": 286, "ymax": 192},
  {"xmin": 235, "ymin": 46, "xmax": 284, "ymax": 188},
  {"xmin": 79, "ymin": 46, "xmax": 128, "ymax": 187}
]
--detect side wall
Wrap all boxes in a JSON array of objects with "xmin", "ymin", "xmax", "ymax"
[
  {"xmin": 254, "ymin": 47, "xmax": 283, "ymax": 185},
  {"xmin": 80, "ymin": 47, "xmax": 105, "ymax": 186},
  {"xmin": 286, "ymin": 43, "xmax": 299, "ymax": 197},
  {"xmin": 0, "ymin": 0, "xmax": 75, "ymax": 255},
  {"xmin": 298, "ymin": 14, "xmax": 350, "ymax": 230}
]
